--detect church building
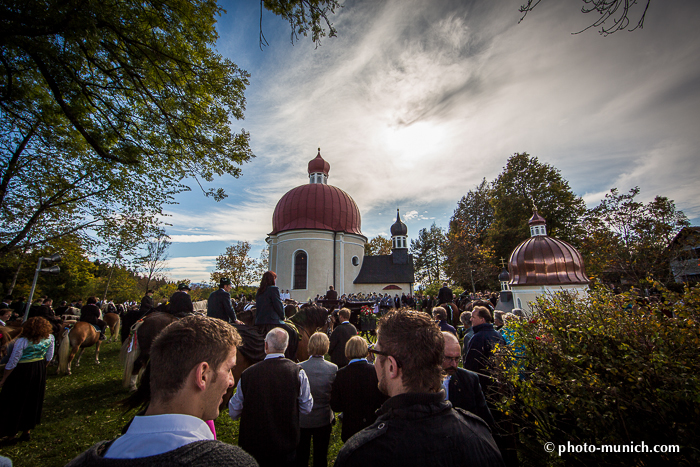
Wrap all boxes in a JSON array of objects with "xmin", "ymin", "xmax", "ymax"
[
  {"xmin": 266, "ymin": 150, "xmax": 415, "ymax": 301},
  {"xmin": 506, "ymin": 209, "xmax": 590, "ymax": 315}
]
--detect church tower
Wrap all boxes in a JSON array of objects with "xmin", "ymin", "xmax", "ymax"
[{"xmin": 390, "ymin": 209, "xmax": 409, "ymax": 265}]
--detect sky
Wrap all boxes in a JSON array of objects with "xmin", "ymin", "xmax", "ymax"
[{"xmin": 162, "ymin": 0, "xmax": 700, "ymax": 283}]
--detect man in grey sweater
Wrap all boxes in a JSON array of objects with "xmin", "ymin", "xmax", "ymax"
[{"xmin": 65, "ymin": 316, "xmax": 258, "ymax": 466}]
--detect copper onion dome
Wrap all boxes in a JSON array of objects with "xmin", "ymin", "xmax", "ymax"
[{"xmin": 508, "ymin": 211, "xmax": 589, "ymax": 286}]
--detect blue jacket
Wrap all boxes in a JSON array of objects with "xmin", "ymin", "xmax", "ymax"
[{"xmin": 255, "ymin": 286, "xmax": 284, "ymax": 325}]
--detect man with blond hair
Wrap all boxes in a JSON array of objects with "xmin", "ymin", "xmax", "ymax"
[
  {"xmin": 335, "ymin": 309, "xmax": 503, "ymax": 467},
  {"xmin": 229, "ymin": 327, "xmax": 313, "ymax": 467},
  {"xmin": 66, "ymin": 316, "xmax": 257, "ymax": 466}
]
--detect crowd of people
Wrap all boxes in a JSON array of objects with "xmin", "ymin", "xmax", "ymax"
[{"xmin": 0, "ymin": 275, "xmax": 526, "ymax": 467}]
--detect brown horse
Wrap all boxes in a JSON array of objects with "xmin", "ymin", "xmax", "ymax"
[
  {"xmin": 104, "ymin": 312, "xmax": 121, "ymax": 343},
  {"xmin": 57, "ymin": 322, "xmax": 101, "ymax": 375},
  {"xmin": 224, "ymin": 304, "xmax": 331, "ymax": 408},
  {"xmin": 121, "ymin": 312, "xmax": 178, "ymax": 390}
]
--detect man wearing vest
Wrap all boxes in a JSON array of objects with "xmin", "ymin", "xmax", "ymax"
[{"xmin": 229, "ymin": 327, "xmax": 313, "ymax": 466}]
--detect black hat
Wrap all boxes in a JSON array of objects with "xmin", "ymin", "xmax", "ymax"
[
  {"xmin": 220, "ymin": 278, "xmax": 232, "ymax": 287},
  {"xmin": 177, "ymin": 283, "xmax": 191, "ymax": 291}
]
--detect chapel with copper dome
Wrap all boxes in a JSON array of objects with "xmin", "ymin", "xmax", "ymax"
[
  {"xmin": 507, "ymin": 208, "xmax": 590, "ymax": 314},
  {"xmin": 266, "ymin": 150, "xmax": 414, "ymax": 300}
]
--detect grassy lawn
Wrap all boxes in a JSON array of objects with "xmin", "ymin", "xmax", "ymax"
[{"xmin": 0, "ymin": 339, "xmax": 345, "ymax": 466}]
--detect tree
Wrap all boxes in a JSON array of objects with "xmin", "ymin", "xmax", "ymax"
[
  {"xmin": 137, "ymin": 233, "xmax": 171, "ymax": 292},
  {"xmin": 410, "ymin": 223, "xmax": 446, "ymax": 287},
  {"xmin": 487, "ymin": 152, "xmax": 586, "ymax": 264},
  {"xmin": 580, "ymin": 187, "xmax": 689, "ymax": 286},
  {"xmin": 0, "ymin": 0, "xmax": 339, "ymax": 256},
  {"xmin": 364, "ymin": 235, "xmax": 392, "ymax": 256},
  {"xmin": 210, "ymin": 241, "xmax": 258, "ymax": 290},
  {"xmin": 444, "ymin": 179, "xmax": 498, "ymax": 290},
  {"xmin": 519, "ymin": 0, "xmax": 651, "ymax": 35}
]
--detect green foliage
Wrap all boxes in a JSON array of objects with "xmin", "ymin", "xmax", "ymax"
[
  {"xmin": 410, "ymin": 223, "xmax": 446, "ymax": 287},
  {"xmin": 580, "ymin": 187, "xmax": 689, "ymax": 287},
  {"xmin": 487, "ymin": 153, "xmax": 587, "ymax": 263},
  {"xmin": 364, "ymin": 235, "xmax": 392, "ymax": 256},
  {"xmin": 492, "ymin": 285, "xmax": 700, "ymax": 466},
  {"xmin": 445, "ymin": 178, "xmax": 498, "ymax": 291},
  {"xmin": 210, "ymin": 241, "xmax": 261, "ymax": 290}
]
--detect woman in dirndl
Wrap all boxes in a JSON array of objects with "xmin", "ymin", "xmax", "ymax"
[{"xmin": 0, "ymin": 316, "xmax": 55, "ymax": 444}]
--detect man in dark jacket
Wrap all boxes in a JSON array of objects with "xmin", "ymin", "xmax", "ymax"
[
  {"xmin": 140, "ymin": 290, "xmax": 155, "ymax": 315},
  {"xmin": 437, "ymin": 282, "xmax": 454, "ymax": 306},
  {"xmin": 463, "ymin": 306, "xmax": 506, "ymax": 393},
  {"xmin": 325, "ymin": 285, "xmax": 338, "ymax": 300},
  {"xmin": 442, "ymin": 331, "xmax": 494, "ymax": 428},
  {"xmin": 335, "ymin": 309, "xmax": 503, "ymax": 467},
  {"xmin": 207, "ymin": 278, "xmax": 239, "ymax": 323},
  {"xmin": 80, "ymin": 296, "xmax": 106, "ymax": 340},
  {"xmin": 169, "ymin": 283, "xmax": 194, "ymax": 318},
  {"xmin": 328, "ymin": 308, "xmax": 357, "ymax": 368}
]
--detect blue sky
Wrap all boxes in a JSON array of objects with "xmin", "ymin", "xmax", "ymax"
[{"xmin": 162, "ymin": 0, "xmax": 700, "ymax": 283}]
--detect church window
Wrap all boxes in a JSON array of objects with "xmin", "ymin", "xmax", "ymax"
[
  {"xmin": 293, "ymin": 251, "xmax": 307, "ymax": 289},
  {"xmin": 352, "ymin": 256, "xmax": 359, "ymax": 266}
]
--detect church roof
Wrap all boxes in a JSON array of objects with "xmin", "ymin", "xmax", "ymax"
[
  {"xmin": 270, "ymin": 184, "xmax": 362, "ymax": 235},
  {"xmin": 308, "ymin": 149, "xmax": 330, "ymax": 175},
  {"xmin": 353, "ymin": 254, "xmax": 415, "ymax": 284},
  {"xmin": 390, "ymin": 209, "xmax": 408, "ymax": 237}
]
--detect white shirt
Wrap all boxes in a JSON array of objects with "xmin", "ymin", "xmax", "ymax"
[
  {"xmin": 442, "ymin": 375, "xmax": 452, "ymax": 400},
  {"xmin": 228, "ymin": 353, "xmax": 313, "ymax": 420},
  {"xmin": 104, "ymin": 414, "xmax": 213, "ymax": 459}
]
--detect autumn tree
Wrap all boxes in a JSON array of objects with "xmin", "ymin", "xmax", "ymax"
[
  {"xmin": 580, "ymin": 187, "xmax": 689, "ymax": 286},
  {"xmin": 210, "ymin": 241, "xmax": 259, "ymax": 290},
  {"xmin": 487, "ymin": 152, "xmax": 586, "ymax": 263},
  {"xmin": 410, "ymin": 223, "xmax": 446, "ymax": 287},
  {"xmin": 444, "ymin": 179, "xmax": 498, "ymax": 290},
  {"xmin": 365, "ymin": 235, "xmax": 392, "ymax": 256},
  {"xmin": 0, "ymin": 0, "xmax": 339, "ymax": 256}
]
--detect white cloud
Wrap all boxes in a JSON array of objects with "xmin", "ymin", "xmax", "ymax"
[{"xmin": 165, "ymin": 256, "xmax": 218, "ymax": 283}]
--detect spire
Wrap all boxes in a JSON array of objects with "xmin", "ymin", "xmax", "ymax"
[{"xmin": 390, "ymin": 209, "xmax": 408, "ymax": 237}]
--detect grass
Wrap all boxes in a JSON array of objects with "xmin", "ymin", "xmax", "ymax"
[{"xmin": 0, "ymin": 338, "xmax": 346, "ymax": 466}]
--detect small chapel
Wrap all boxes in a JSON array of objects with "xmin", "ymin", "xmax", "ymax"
[
  {"xmin": 266, "ymin": 150, "xmax": 415, "ymax": 301},
  {"xmin": 497, "ymin": 209, "xmax": 590, "ymax": 315}
]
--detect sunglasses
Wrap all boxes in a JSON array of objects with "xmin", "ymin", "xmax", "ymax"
[{"xmin": 368, "ymin": 347, "xmax": 402, "ymax": 368}]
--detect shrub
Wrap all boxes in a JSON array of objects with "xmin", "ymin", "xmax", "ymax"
[{"xmin": 492, "ymin": 285, "xmax": 700, "ymax": 466}]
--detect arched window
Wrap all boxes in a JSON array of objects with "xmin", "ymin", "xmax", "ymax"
[{"xmin": 293, "ymin": 251, "xmax": 307, "ymax": 289}]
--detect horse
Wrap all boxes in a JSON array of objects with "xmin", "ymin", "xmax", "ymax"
[
  {"xmin": 57, "ymin": 322, "xmax": 102, "ymax": 375},
  {"xmin": 121, "ymin": 311, "xmax": 178, "ymax": 391},
  {"xmin": 104, "ymin": 312, "xmax": 121, "ymax": 343},
  {"xmin": 223, "ymin": 304, "xmax": 332, "ymax": 409}
]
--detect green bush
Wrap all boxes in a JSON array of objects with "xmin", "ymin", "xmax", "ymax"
[{"xmin": 492, "ymin": 285, "xmax": 700, "ymax": 466}]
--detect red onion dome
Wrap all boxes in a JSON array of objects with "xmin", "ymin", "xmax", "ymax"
[
  {"xmin": 529, "ymin": 209, "xmax": 546, "ymax": 226},
  {"xmin": 308, "ymin": 149, "xmax": 330, "ymax": 175},
  {"xmin": 508, "ymin": 236, "xmax": 589, "ymax": 286},
  {"xmin": 271, "ymin": 184, "xmax": 362, "ymax": 235}
]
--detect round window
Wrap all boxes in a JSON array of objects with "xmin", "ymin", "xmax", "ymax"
[{"xmin": 352, "ymin": 256, "xmax": 360, "ymax": 266}]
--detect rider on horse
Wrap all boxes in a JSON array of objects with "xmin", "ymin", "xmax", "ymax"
[{"xmin": 255, "ymin": 271, "xmax": 299, "ymax": 360}]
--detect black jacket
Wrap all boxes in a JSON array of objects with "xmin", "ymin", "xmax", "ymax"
[
  {"xmin": 447, "ymin": 368, "xmax": 495, "ymax": 428},
  {"xmin": 207, "ymin": 288, "xmax": 237, "ymax": 322},
  {"xmin": 79, "ymin": 304, "xmax": 102, "ymax": 326},
  {"xmin": 463, "ymin": 323, "xmax": 506, "ymax": 392},
  {"xmin": 255, "ymin": 286, "xmax": 284, "ymax": 325},
  {"xmin": 330, "ymin": 360, "xmax": 387, "ymax": 442},
  {"xmin": 328, "ymin": 322, "xmax": 357, "ymax": 368},
  {"xmin": 335, "ymin": 392, "xmax": 504, "ymax": 467}
]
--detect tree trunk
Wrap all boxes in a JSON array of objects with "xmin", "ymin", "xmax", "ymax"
[
  {"xmin": 103, "ymin": 264, "xmax": 116, "ymax": 302},
  {"xmin": 8, "ymin": 260, "xmax": 22, "ymax": 295}
]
